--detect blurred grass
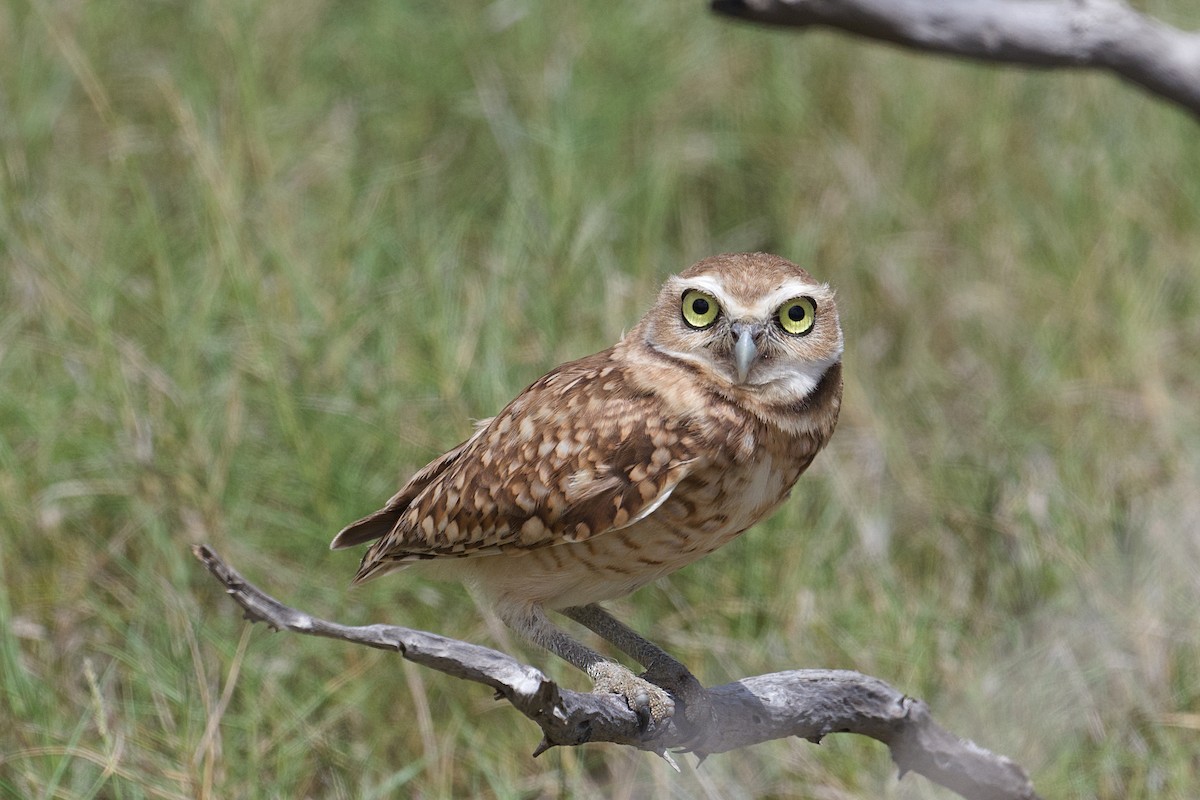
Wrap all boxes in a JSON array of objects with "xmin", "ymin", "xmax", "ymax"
[{"xmin": 2, "ymin": 0, "xmax": 1200, "ymax": 797}]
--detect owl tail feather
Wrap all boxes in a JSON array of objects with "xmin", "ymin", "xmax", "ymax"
[{"xmin": 329, "ymin": 508, "xmax": 401, "ymax": 550}]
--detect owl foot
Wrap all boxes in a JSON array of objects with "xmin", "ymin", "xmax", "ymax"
[
  {"xmin": 642, "ymin": 659, "xmax": 715, "ymax": 747},
  {"xmin": 588, "ymin": 661, "xmax": 675, "ymax": 731}
]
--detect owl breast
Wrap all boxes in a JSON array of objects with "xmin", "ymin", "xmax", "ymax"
[{"xmin": 453, "ymin": 421, "xmax": 814, "ymax": 610}]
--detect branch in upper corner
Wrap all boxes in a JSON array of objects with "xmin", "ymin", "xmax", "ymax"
[
  {"xmin": 192, "ymin": 544, "xmax": 1040, "ymax": 800},
  {"xmin": 712, "ymin": 0, "xmax": 1200, "ymax": 120}
]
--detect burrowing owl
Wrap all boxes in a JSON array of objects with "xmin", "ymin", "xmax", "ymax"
[{"xmin": 332, "ymin": 252, "xmax": 843, "ymax": 732}]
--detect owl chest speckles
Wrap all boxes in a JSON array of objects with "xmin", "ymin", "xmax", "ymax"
[{"xmin": 663, "ymin": 443, "xmax": 802, "ymax": 550}]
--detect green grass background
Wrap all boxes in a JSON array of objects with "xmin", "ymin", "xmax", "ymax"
[{"xmin": 3, "ymin": 1, "xmax": 1200, "ymax": 797}]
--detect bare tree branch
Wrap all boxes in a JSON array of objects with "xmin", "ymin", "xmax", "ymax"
[
  {"xmin": 193, "ymin": 544, "xmax": 1040, "ymax": 799},
  {"xmin": 712, "ymin": 0, "xmax": 1200, "ymax": 120}
]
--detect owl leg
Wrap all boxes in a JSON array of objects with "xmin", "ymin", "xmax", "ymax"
[
  {"xmin": 562, "ymin": 604, "xmax": 713, "ymax": 736},
  {"xmin": 497, "ymin": 603, "xmax": 675, "ymax": 731}
]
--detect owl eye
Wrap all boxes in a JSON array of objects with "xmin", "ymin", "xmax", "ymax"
[
  {"xmin": 681, "ymin": 289, "xmax": 720, "ymax": 329},
  {"xmin": 777, "ymin": 296, "xmax": 817, "ymax": 335}
]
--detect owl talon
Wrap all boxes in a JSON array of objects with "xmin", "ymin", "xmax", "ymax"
[
  {"xmin": 588, "ymin": 661, "xmax": 676, "ymax": 731},
  {"xmin": 642, "ymin": 660, "xmax": 714, "ymax": 745},
  {"xmin": 632, "ymin": 691, "xmax": 653, "ymax": 731}
]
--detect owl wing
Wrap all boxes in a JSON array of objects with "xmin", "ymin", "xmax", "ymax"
[{"xmin": 335, "ymin": 350, "xmax": 702, "ymax": 584}]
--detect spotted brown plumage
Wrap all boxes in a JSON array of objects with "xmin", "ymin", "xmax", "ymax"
[
  {"xmin": 332, "ymin": 252, "xmax": 843, "ymax": 732},
  {"xmin": 339, "ymin": 352, "xmax": 705, "ymax": 579}
]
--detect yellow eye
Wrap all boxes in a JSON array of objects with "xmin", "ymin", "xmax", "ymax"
[
  {"xmin": 681, "ymin": 289, "xmax": 720, "ymax": 329},
  {"xmin": 777, "ymin": 296, "xmax": 817, "ymax": 335}
]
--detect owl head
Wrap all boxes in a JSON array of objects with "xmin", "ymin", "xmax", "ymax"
[{"xmin": 634, "ymin": 253, "xmax": 843, "ymax": 405}]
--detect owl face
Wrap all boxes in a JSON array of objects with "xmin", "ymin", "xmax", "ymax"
[{"xmin": 636, "ymin": 253, "xmax": 843, "ymax": 404}]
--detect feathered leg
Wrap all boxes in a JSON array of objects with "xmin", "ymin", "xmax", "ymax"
[
  {"xmin": 562, "ymin": 603, "xmax": 712, "ymax": 734},
  {"xmin": 496, "ymin": 603, "xmax": 675, "ymax": 730}
]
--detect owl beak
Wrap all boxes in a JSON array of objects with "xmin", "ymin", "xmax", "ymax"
[{"xmin": 731, "ymin": 322, "xmax": 764, "ymax": 384}]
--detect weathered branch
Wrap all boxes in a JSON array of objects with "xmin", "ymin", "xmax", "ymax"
[
  {"xmin": 193, "ymin": 544, "xmax": 1039, "ymax": 800},
  {"xmin": 712, "ymin": 0, "xmax": 1200, "ymax": 120}
]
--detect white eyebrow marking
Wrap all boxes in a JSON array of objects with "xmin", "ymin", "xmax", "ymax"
[{"xmin": 681, "ymin": 275, "xmax": 828, "ymax": 320}]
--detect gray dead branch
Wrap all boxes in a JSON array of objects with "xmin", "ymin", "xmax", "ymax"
[
  {"xmin": 194, "ymin": 544, "xmax": 1039, "ymax": 800},
  {"xmin": 712, "ymin": 0, "xmax": 1200, "ymax": 120}
]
